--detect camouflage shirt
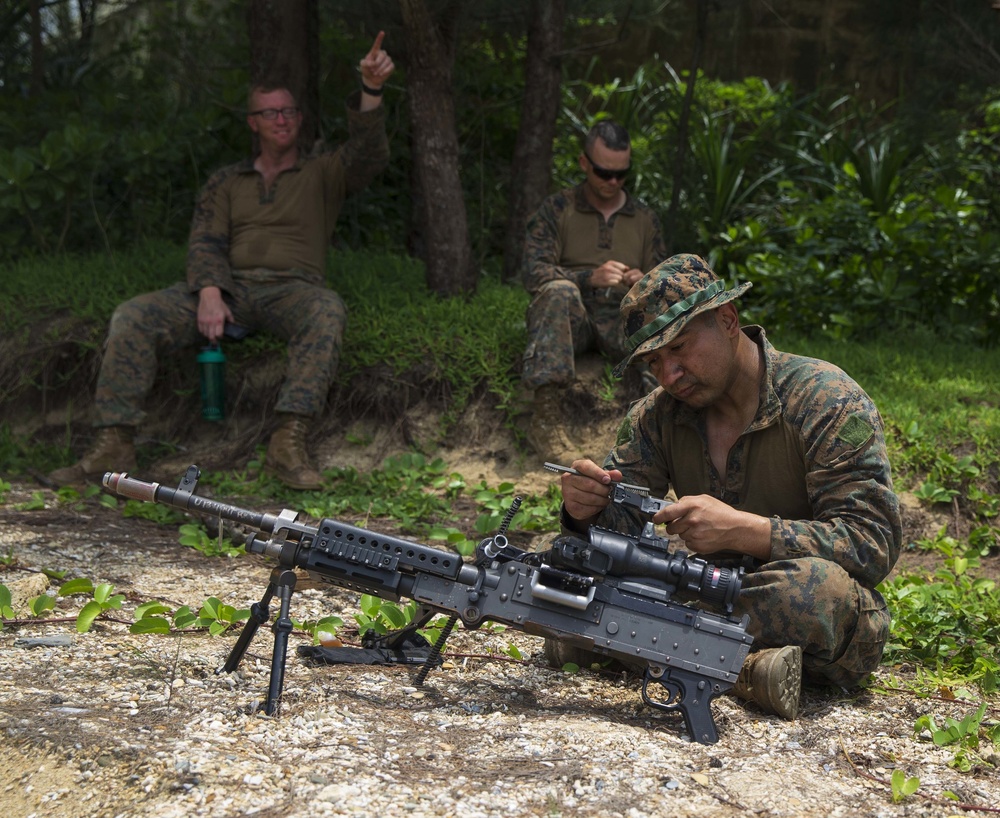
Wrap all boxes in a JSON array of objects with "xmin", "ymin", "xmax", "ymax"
[
  {"xmin": 522, "ymin": 183, "xmax": 667, "ymax": 303},
  {"xmin": 186, "ymin": 93, "xmax": 390, "ymax": 292},
  {"xmin": 596, "ymin": 326, "xmax": 902, "ymax": 590}
]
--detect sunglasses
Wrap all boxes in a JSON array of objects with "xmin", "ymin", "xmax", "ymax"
[{"xmin": 584, "ymin": 151, "xmax": 630, "ymax": 181}]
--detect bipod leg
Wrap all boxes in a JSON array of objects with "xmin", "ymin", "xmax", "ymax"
[
  {"xmin": 413, "ymin": 614, "xmax": 456, "ymax": 686},
  {"xmin": 220, "ymin": 567, "xmax": 280, "ymax": 675},
  {"xmin": 377, "ymin": 605, "xmax": 453, "ymax": 687},
  {"xmin": 263, "ymin": 569, "xmax": 298, "ymax": 716}
]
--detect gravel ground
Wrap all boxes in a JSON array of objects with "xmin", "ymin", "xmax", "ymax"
[{"xmin": 2, "ymin": 483, "xmax": 999, "ymax": 818}]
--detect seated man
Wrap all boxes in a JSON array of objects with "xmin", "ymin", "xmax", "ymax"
[
  {"xmin": 50, "ymin": 33, "xmax": 395, "ymax": 491},
  {"xmin": 552, "ymin": 254, "xmax": 902, "ymax": 719},
  {"xmin": 521, "ymin": 120, "xmax": 667, "ymax": 460}
]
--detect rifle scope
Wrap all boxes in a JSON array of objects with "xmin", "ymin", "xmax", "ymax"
[{"xmin": 546, "ymin": 527, "xmax": 743, "ymax": 613}]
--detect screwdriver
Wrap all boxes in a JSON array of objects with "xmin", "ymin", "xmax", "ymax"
[{"xmin": 542, "ymin": 462, "xmax": 650, "ymax": 496}]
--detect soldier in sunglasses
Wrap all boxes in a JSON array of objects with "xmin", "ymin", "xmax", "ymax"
[{"xmin": 521, "ymin": 121, "xmax": 667, "ymax": 461}]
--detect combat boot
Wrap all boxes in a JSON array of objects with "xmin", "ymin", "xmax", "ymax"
[
  {"xmin": 731, "ymin": 645, "xmax": 802, "ymax": 719},
  {"xmin": 526, "ymin": 384, "xmax": 575, "ymax": 462},
  {"xmin": 49, "ymin": 426, "xmax": 137, "ymax": 487},
  {"xmin": 264, "ymin": 414, "xmax": 324, "ymax": 491}
]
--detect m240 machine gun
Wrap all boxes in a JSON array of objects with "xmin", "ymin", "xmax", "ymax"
[{"xmin": 103, "ymin": 466, "xmax": 752, "ymax": 743}]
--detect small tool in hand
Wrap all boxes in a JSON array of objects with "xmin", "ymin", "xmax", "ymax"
[{"xmin": 543, "ymin": 462, "xmax": 650, "ymax": 496}]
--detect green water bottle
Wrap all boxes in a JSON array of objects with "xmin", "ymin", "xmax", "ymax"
[{"xmin": 198, "ymin": 344, "xmax": 226, "ymax": 422}]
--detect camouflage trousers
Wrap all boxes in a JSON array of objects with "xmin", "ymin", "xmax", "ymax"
[
  {"xmin": 522, "ymin": 279, "xmax": 628, "ymax": 389},
  {"xmin": 727, "ymin": 557, "xmax": 890, "ymax": 689},
  {"xmin": 93, "ymin": 268, "xmax": 346, "ymax": 427}
]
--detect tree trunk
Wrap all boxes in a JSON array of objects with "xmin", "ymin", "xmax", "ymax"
[
  {"xmin": 77, "ymin": 0, "xmax": 99, "ymax": 64},
  {"xmin": 664, "ymin": 0, "xmax": 710, "ymax": 256},
  {"xmin": 502, "ymin": 0, "xmax": 566, "ymax": 283},
  {"xmin": 29, "ymin": 0, "xmax": 43, "ymax": 96},
  {"xmin": 247, "ymin": 0, "xmax": 319, "ymax": 149},
  {"xmin": 399, "ymin": 0, "xmax": 476, "ymax": 296}
]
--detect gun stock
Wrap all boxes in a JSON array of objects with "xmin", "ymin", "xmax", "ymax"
[{"xmin": 103, "ymin": 466, "xmax": 752, "ymax": 744}]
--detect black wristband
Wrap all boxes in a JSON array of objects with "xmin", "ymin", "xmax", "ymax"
[{"xmin": 361, "ymin": 82, "xmax": 384, "ymax": 97}]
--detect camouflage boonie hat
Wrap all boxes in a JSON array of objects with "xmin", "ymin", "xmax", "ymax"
[{"xmin": 613, "ymin": 254, "xmax": 752, "ymax": 377}]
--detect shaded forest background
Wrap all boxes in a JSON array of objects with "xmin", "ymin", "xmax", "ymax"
[{"xmin": 2, "ymin": 0, "xmax": 999, "ymax": 344}]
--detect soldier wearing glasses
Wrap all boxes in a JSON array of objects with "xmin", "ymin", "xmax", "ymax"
[
  {"xmin": 50, "ymin": 33, "xmax": 394, "ymax": 491},
  {"xmin": 521, "ymin": 121, "xmax": 667, "ymax": 461}
]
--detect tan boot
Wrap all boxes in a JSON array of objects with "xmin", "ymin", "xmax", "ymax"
[
  {"xmin": 543, "ymin": 637, "xmax": 639, "ymax": 674},
  {"xmin": 49, "ymin": 426, "xmax": 137, "ymax": 487},
  {"xmin": 731, "ymin": 645, "xmax": 802, "ymax": 719},
  {"xmin": 543, "ymin": 637, "xmax": 600, "ymax": 671},
  {"xmin": 526, "ymin": 384, "xmax": 575, "ymax": 462},
  {"xmin": 264, "ymin": 415, "xmax": 323, "ymax": 490}
]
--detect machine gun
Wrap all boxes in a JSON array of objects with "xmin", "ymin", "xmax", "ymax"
[{"xmin": 103, "ymin": 466, "xmax": 753, "ymax": 744}]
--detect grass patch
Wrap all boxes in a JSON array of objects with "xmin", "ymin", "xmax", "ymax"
[
  {"xmin": 0, "ymin": 240, "xmax": 186, "ymax": 330},
  {"xmin": 778, "ymin": 329, "xmax": 1000, "ymax": 479}
]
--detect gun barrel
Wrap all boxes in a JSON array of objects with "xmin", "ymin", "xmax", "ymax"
[{"xmin": 103, "ymin": 471, "xmax": 286, "ymax": 534}]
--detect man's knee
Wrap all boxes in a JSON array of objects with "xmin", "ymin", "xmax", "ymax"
[
  {"xmin": 735, "ymin": 558, "xmax": 889, "ymax": 686},
  {"xmin": 108, "ymin": 285, "xmax": 194, "ymax": 339},
  {"xmin": 531, "ymin": 279, "xmax": 583, "ymax": 308}
]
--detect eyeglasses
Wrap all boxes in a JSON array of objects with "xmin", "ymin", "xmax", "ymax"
[
  {"xmin": 249, "ymin": 107, "xmax": 300, "ymax": 120},
  {"xmin": 584, "ymin": 151, "xmax": 630, "ymax": 181}
]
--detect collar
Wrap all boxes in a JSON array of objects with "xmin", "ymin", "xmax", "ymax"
[
  {"xmin": 572, "ymin": 183, "xmax": 636, "ymax": 216},
  {"xmin": 235, "ymin": 154, "xmax": 306, "ymax": 175}
]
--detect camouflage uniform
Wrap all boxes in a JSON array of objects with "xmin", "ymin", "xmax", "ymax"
[
  {"xmin": 521, "ymin": 184, "xmax": 666, "ymax": 389},
  {"xmin": 92, "ymin": 94, "xmax": 389, "ymax": 427},
  {"xmin": 592, "ymin": 325, "xmax": 902, "ymax": 688}
]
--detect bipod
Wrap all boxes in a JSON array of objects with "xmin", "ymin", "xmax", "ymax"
[{"xmin": 219, "ymin": 566, "xmax": 298, "ymax": 716}]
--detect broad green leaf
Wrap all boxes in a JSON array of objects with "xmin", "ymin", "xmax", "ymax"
[
  {"xmin": 130, "ymin": 617, "xmax": 171, "ymax": 634},
  {"xmin": 59, "ymin": 578, "xmax": 95, "ymax": 596},
  {"xmin": 29, "ymin": 594, "xmax": 56, "ymax": 615},
  {"xmin": 76, "ymin": 600, "xmax": 103, "ymax": 632},
  {"xmin": 135, "ymin": 601, "xmax": 173, "ymax": 619}
]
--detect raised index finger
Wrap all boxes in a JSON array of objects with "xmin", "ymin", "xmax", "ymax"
[{"xmin": 367, "ymin": 30, "xmax": 386, "ymax": 58}]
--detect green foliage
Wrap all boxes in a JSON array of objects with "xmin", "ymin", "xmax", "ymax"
[
  {"xmin": 879, "ymin": 533, "xmax": 1000, "ymax": 695},
  {"xmin": 913, "ymin": 702, "xmax": 996, "ymax": 772},
  {"xmin": 0, "ymin": 585, "xmax": 14, "ymax": 623},
  {"xmin": 0, "ymin": 3, "xmax": 249, "ymax": 261},
  {"xmin": 0, "ymin": 241, "xmax": 185, "ymax": 333},
  {"xmin": 177, "ymin": 523, "xmax": 243, "ymax": 558},
  {"xmin": 779, "ymin": 331, "xmax": 1000, "ymax": 490},
  {"xmin": 890, "ymin": 768, "xmax": 920, "ymax": 803},
  {"xmin": 559, "ymin": 65, "xmax": 1000, "ymax": 344},
  {"xmin": 130, "ymin": 597, "xmax": 250, "ymax": 636},
  {"xmin": 330, "ymin": 251, "xmax": 528, "ymax": 426},
  {"xmin": 303, "ymin": 616, "xmax": 347, "ymax": 646},
  {"xmin": 13, "ymin": 492, "xmax": 46, "ymax": 511},
  {"xmin": 56, "ymin": 577, "xmax": 125, "ymax": 633},
  {"xmin": 191, "ymin": 597, "xmax": 251, "ymax": 637},
  {"xmin": 473, "ymin": 481, "xmax": 561, "ymax": 536},
  {"xmin": 354, "ymin": 594, "xmax": 413, "ymax": 636},
  {"xmin": 122, "ymin": 499, "xmax": 186, "ymax": 525},
  {"xmin": 129, "ymin": 601, "xmax": 176, "ymax": 635}
]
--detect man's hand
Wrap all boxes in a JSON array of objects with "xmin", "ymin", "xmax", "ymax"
[
  {"xmin": 359, "ymin": 30, "xmax": 395, "ymax": 110},
  {"xmin": 197, "ymin": 287, "xmax": 233, "ymax": 344},
  {"xmin": 652, "ymin": 494, "xmax": 772, "ymax": 560},
  {"xmin": 589, "ymin": 260, "xmax": 632, "ymax": 289},
  {"xmin": 561, "ymin": 458, "xmax": 622, "ymax": 531},
  {"xmin": 623, "ymin": 267, "xmax": 644, "ymax": 287}
]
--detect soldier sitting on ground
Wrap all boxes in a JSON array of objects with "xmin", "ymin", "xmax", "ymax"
[
  {"xmin": 520, "ymin": 120, "xmax": 667, "ymax": 461},
  {"xmin": 551, "ymin": 254, "xmax": 902, "ymax": 720},
  {"xmin": 51, "ymin": 33, "xmax": 395, "ymax": 491}
]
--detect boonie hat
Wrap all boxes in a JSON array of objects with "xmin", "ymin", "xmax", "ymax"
[{"xmin": 613, "ymin": 254, "xmax": 752, "ymax": 377}]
